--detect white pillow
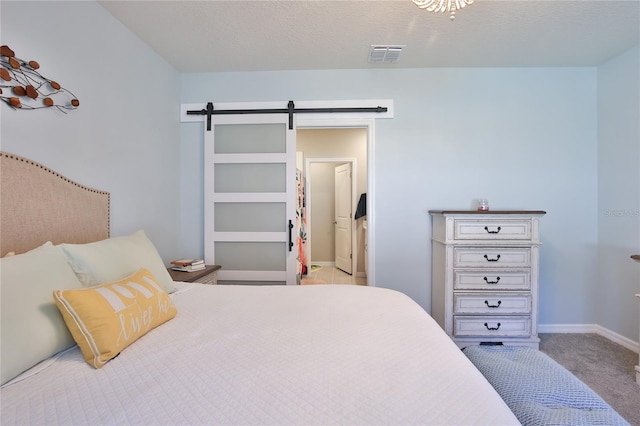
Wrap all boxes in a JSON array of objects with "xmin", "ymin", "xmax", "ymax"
[
  {"xmin": 60, "ymin": 230, "xmax": 176, "ymax": 294},
  {"xmin": 0, "ymin": 242, "xmax": 84, "ymax": 385}
]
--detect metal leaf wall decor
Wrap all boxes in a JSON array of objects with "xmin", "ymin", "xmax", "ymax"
[{"xmin": 0, "ymin": 45, "xmax": 79, "ymax": 112}]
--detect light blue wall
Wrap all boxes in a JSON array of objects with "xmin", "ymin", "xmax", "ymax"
[
  {"xmin": 3, "ymin": 1, "xmax": 637, "ymax": 343},
  {"xmin": 180, "ymin": 67, "xmax": 601, "ymax": 328},
  {"xmin": 597, "ymin": 46, "xmax": 640, "ymax": 340},
  {"xmin": 1, "ymin": 1, "xmax": 182, "ymax": 261}
]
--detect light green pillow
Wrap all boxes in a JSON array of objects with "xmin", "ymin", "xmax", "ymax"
[
  {"xmin": 60, "ymin": 230, "xmax": 176, "ymax": 294},
  {"xmin": 1, "ymin": 242, "xmax": 84, "ymax": 385}
]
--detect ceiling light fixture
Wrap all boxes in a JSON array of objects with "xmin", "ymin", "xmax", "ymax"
[{"xmin": 412, "ymin": 0, "xmax": 473, "ymax": 21}]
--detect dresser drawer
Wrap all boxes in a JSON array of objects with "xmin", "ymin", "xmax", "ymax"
[
  {"xmin": 454, "ymin": 270, "xmax": 531, "ymax": 290},
  {"xmin": 454, "ymin": 316, "xmax": 531, "ymax": 337},
  {"xmin": 453, "ymin": 247, "xmax": 531, "ymax": 268},
  {"xmin": 454, "ymin": 293, "xmax": 531, "ymax": 314},
  {"xmin": 454, "ymin": 219, "xmax": 531, "ymax": 241}
]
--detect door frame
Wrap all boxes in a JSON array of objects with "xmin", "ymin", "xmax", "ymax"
[
  {"xmin": 297, "ymin": 114, "xmax": 383, "ymax": 288},
  {"xmin": 305, "ymin": 157, "xmax": 357, "ymax": 278}
]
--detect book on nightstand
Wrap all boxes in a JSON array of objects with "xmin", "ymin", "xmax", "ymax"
[{"xmin": 170, "ymin": 259, "xmax": 205, "ymax": 272}]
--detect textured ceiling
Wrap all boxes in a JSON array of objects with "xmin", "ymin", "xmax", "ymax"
[{"xmin": 99, "ymin": 0, "xmax": 640, "ymax": 72}]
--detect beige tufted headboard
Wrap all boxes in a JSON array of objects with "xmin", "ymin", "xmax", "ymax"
[{"xmin": 0, "ymin": 152, "xmax": 110, "ymax": 256}]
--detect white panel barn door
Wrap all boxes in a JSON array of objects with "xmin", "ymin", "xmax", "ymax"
[{"xmin": 204, "ymin": 113, "xmax": 297, "ymax": 285}]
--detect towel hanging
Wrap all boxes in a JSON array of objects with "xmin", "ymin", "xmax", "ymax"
[{"xmin": 354, "ymin": 193, "xmax": 366, "ymax": 219}]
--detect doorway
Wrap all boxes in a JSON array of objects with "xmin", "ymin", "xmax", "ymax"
[{"xmin": 297, "ymin": 128, "xmax": 367, "ymax": 284}]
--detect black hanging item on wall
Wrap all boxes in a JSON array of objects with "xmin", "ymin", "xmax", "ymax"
[
  {"xmin": 354, "ymin": 193, "xmax": 367, "ymax": 219},
  {"xmin": 187, "ymin": 100, "xmax": 387, "ymax": 130}
]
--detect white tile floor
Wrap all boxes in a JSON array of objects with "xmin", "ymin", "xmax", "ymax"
[{"xmin": 302, "ymin": 265, "xmax": 367, "ymax": 285}]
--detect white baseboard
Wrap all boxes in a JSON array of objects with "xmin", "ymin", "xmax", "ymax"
[{"xmin": 539, "ymin": 323, "xmax": 640, "ymax": 353}]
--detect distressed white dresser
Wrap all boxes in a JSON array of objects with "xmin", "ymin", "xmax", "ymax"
[{"xmin": 429, "ymin": 210, "xmax": 546, "ymax": 349}]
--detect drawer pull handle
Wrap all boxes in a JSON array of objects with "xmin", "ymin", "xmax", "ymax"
[
  {"xmin": 484, "ymin": 322, "xmax": 501, "ymax": 331},
  {"xmin": 484, "ymin": 254, "xmax": 501, "ymax": 262},
  {"xmin": 484, "ymin": 276, "xmax": 501, "ymax": 284},
  {"xmin": 484, "ymin": 300, "xmax": 502, "ymax": 308},
  {"xmin": 484, "ymin": 226, "xmax": 502, "ymax": 234}
]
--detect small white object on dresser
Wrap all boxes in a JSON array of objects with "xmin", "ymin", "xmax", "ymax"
[{"xmin": 429, "ymin": 210, "xmax": 546, "ymax": 349}]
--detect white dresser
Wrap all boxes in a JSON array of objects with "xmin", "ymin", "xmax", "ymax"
[{"xmin": 430, "ymin": 210, "xmax": 546, "ymax": 349}]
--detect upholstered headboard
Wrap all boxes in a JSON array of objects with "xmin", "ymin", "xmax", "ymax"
[{"xmin": 0, "ymin": 152, "xmax": 110, "ymax": 256}]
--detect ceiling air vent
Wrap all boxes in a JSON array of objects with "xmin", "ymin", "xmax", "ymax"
[{"xmin": 368, "ymin": 45, "xmax": 404, "ymax": 63}]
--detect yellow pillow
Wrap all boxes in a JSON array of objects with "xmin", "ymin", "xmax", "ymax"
[{"xmin": 53, "ymin": 268, "xmax": 177, "ymax": 368}]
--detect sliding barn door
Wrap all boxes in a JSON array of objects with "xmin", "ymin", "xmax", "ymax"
[{"xmin": 204, "ymin": 114, "xmax": 297, "ymax": 285}]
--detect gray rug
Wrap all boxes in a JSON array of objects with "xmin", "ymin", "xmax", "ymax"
[{"xmin": 539, "ymin": 333, "xmax": 640, "ymax": 426}]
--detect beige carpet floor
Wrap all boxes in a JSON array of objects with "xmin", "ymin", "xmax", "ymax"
[{"xmin": 539, "ymin": 333, "xmax": 640, "ymax": 426}]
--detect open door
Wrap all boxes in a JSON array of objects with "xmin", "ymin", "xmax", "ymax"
[{"xmin": 334, "ymin": 163, "xmax": 352, "ymax": 274}]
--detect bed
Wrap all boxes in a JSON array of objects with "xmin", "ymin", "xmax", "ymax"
[{"xmin": 0, "ymin": 152, "xmax": 519, "ymax": 425}]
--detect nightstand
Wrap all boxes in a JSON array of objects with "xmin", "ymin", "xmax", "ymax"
[{"xmin": 168, "ymin": 265, "xmax": 221, "ymax": 285}]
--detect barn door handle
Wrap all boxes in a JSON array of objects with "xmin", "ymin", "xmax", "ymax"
[{"xmin": 288, "ymin": 220, "xmax": 294, "ymax": 252}]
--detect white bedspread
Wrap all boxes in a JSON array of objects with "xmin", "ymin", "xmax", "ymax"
[{"xmin": 1, "ymin": 283, "xmax": 519, "ymax": 425}]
